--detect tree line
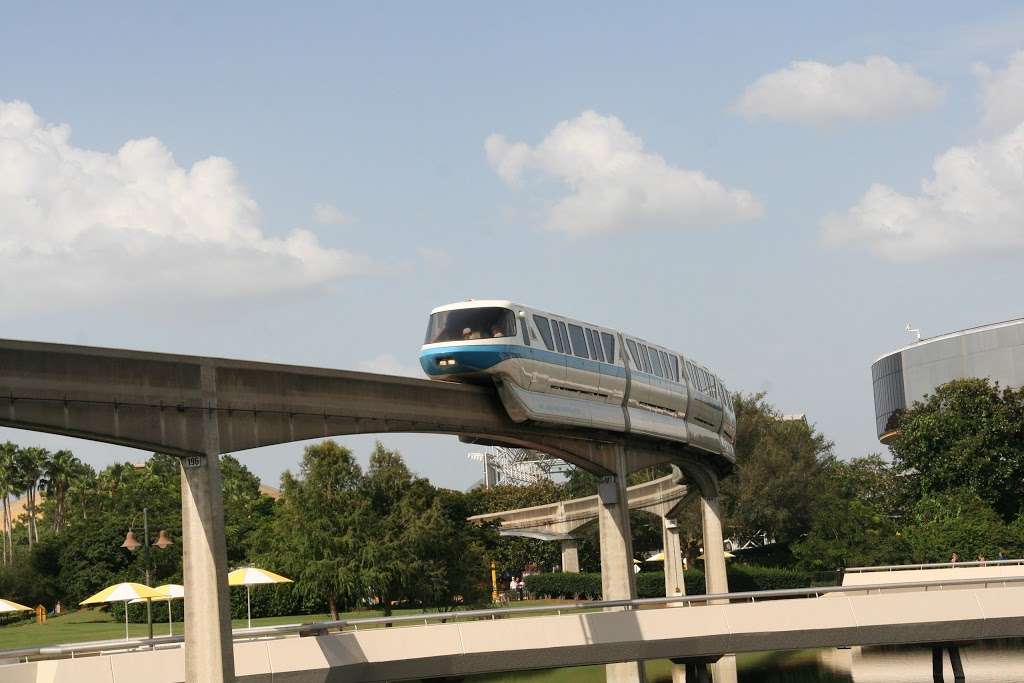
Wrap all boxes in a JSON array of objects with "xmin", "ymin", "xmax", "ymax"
[
  {"xmin": 3, "ymin": 377, "xmax": 1023, "ymax": 617},
  {"xmin": 467, "ymin": 379, "xmax": 1024, "ymax": 579}
]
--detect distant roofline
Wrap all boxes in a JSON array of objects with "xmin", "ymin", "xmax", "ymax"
[{"xmin": 873, "ymin": 316, "xmax": 1024, "ymax": 365}]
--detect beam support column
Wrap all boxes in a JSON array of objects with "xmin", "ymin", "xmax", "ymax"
[
  {"xmin": 597, "ymin": 445, "xmax": 643, "ymax": 683},
  {"xmin": 662, "ymin": 517, "xmax": 685, "ymax": 598},
  {"xmin": 699, "ymin": 489, "xmax": 736, "ymax": 683},
  {"xmin": 180, "ymin": 365, "xmax": 234, "ymax": 683},
  {"xmin": 664, "ymin": 517, "xmax": 687, "ymax": 683},
  {"xmin": 560, "ymin": 539, "xmax": 580, "ymax": 573}
]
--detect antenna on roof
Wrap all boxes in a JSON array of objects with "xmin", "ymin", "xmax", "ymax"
[{"xmin": 905, "ymin": 324, "xmax": 921, "ymax": 342}]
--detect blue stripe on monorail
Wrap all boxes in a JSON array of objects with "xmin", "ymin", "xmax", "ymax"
[{"xmin": 420, "ymin": 343, "xmax": 649, "ymax": 381}]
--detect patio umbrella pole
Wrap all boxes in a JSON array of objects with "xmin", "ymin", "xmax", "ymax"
[
  {"xmin": 168, "ymin": 598, "xmax": 173, "ymax": 636},
  {"xmin": 124, "ymin": 600, "xmax": 129, "ymax": 640},
  {"xmin": 247, "ymin": 585, "xmax": 252, "ymax": 629}
]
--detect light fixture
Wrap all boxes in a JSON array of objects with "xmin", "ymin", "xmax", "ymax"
[
  {"xmin": 152, "ymin": 530, "xmax": 174, "ymax": 549},
  {"xmin": 120, "ymin": 530, "xmax": 142, "ymax": 552}
]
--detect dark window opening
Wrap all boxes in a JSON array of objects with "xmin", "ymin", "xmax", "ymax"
[
  {"xmin": 671, "ymin": 355, "xmax": 680, "ymax": 381},
  {"xmin": 647, "ymin": 346, "xmax": 664, "ymax": 377},
  {"xmin": 637, "ymin": 344, "xmax": 651, "ymax": 373},
  {"xmin": 601, "ymin": 333, "xmax": 616, "ymax": 363},
  {"xmin": 533, "ymin": 315, "xmax": 554, "ymax": 351},
  {"xmin": 626, "ymin": 339, "xmax": 642, "ymax": 369},
  {"xmin": 425, "ymin": 307, "xmax": 517, "ymax": 344},
  {"xmin": 568, "ymin": 324, "xmax": 589, "ymax": 359},
  {"xmin": 556, "ymin": 321, "xmax": 570, "ymax": 355},
  {"xmin": 585, "ymin": 329, "xmax": 600, "ymax": 361}
]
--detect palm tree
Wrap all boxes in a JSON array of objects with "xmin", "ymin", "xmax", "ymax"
[
  {"xmin": 41, "ymin": 449, "xmax": 79, "ymax": 534},
  {"xmin": 0, "ymin": 442, "xmax": 17, "ymax": 564},
  {"xmin": 15, "ymin": 446, "xmax": 47, "ymax": 547}
]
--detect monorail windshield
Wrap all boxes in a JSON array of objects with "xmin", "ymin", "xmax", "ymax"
[{"xmin": 424, "ymin": 307, "xmax": 517, "ymax": 344}]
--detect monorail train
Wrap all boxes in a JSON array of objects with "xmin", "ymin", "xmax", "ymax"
[{"xmin": 419, "ymin": 300, "xmax": 735, "ymax": 459}]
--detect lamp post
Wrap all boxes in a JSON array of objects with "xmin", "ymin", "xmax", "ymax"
[{"xmin": 121, "ymin": 507, "xmax": 174, "ymax": 640}]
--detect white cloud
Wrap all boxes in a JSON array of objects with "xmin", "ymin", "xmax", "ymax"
[
  {"xmin": 975, "ymin": 50, "xmax": 1024, "ymax": 133},
  {"xmin": 484, "ymin": 111, "xmax": 761, "ymax": 235},
  {"xmin": 357, "ymin": 353, "xmax": 423, "ymax": 378},
  {"xmin": 0, "ymin": 101, "xmax": 364, "ymax": 315},
  {"xmin": 821, "ymin": 122, "xmax": 1024, "ymax": 260},
  {"xmin": 312, "ymin": 202, "xmax": 350, "ymax": 225},
  {"xmin": 734, "ymin": 56, "xmax": 944, "ymax": 125}
]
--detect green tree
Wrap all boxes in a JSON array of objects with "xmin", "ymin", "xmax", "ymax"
[
  {"xmin": 359, "ymin": 443, "xmax": 491, "ymax": 614},
  {"xmin": 890, "ymin": 378, "xmax": 1024, "ymax": 520},
  {"xmin": 41, "ymin": 449, "xmax": 81, "ymax": 534},
  {"xmin": 0, "ymin": 442, "xmax": 17, "ymax": 564},
  {"xmin": 220, "ymin": 455, "xmax": 274, "ymax": 565},
  {"xmin": 15, "ymin": 446, "xmax": 48, "ymax": 547},
  {"xmin": 268, "ymin": 440, "xmax": 366, "ymax": 620},
  {"xmin": 464, "ymin": 479, "xmax": 566, "ymax": 575},
  {"xmin": 719, "ymin": 393, "xmax": 833, "ymax": 546},
  {"xmin": 902, "ymin": 489, "xmax": 1008, "ymax": 562},
  {"xmin": 792, "ymin": 456, "xmax": 910, "ymax": 572}
]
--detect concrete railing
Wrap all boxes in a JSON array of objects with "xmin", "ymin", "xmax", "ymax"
[
  {"xmin": 844, "ymin": 557, "xmax": 1024, "ymax": 573},
  {"xmin": 7, "ymin": 574, "xmax": 1024, "ymax": 665}
]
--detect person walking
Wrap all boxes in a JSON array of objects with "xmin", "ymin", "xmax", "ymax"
[
  {"xmin": 516, "ymin": 577, "xmax": 525, "ymax": 602},
  {"xmin": 509, "ymin": 576, "xmax": 518, "ymax": 601}
]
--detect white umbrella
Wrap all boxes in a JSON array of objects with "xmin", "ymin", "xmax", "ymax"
[
  {"xmin": 228, "ymin": 568, "xmax": 292, "ymax": 629},
  {"xmin": 130, "ymin": 584, "xmax": 184, "ymax": 636},
  {"xmin": 0, "ymin": 598, "xmax": 33, "ymax": 614},
  {"xmin": 80, "ymin": 582, "xmax": 163, "ymax": 640}
]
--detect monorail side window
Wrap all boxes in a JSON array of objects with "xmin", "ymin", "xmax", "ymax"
[
  {"xmin": 533, "ymin": 315, "xmax": 555, "ymax": 351},
  {"xmin": 424, "ymin": 307, "xmax": 517, "ymax": 344},
  {"xmin": 671, "ymin": 355, "xmax": 680, "ymax": 381},
  {"xmin": 601, "ymin": 333, "xmax": 616, "ymax": 363},
  {"xmin": 658, "ymin": 351, "xmax": 672, "ymax": 380},
  {"xmin": 584, "ymin": 329, "xmax": 600, "ymax": 361},
  {"xmin": 568, "ymin": 324, "xmax": 589, "ymax": 359},
  {"xmin": 552, "ymin": 321, "xmax": 565, "ymax": 353},
  {"xmin": 637, "ymin": 344, "xmax": 651, "ymax": 373},
  {"xmin": 625, "ymin": 339, "xmax": 642, "ymax": 369},
  {"xmin": 556, "ymin": 321, "xmax": 571, "ymax": 355},
  {"xmin": 647, "ymin": 346, "xmax": 664, "ymax": 377}
]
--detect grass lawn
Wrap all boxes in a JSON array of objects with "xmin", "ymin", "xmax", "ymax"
[{"xmin": 0, "ymin": 599, "xmax": 570, "ymax": 651}]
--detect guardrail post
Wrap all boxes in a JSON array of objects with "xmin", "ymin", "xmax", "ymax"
[
  {"xmin": 179, "ymin": 364, "xmax": 234, "ymax": 683},
  {"xmin": 597, "ymin": 445, "xmax": 643, "ymax": 683}
]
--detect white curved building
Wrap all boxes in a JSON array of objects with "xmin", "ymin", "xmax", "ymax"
[{"xmin": 871, "ymin": 317, "xmax": 1024, "ymax": 443}]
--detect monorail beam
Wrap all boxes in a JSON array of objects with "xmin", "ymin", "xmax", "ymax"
[{"xmin": 0, "ymin": 338, "xmax": 731, "ymax": 478}]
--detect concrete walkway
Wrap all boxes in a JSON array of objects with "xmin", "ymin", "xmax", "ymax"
[{"xmin": 5, "ymin": 582, "xmax": 1024, "ymax": 683}]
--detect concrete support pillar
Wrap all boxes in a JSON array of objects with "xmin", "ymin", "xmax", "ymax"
[
  {"xmin": 699, "ymin": 493, "xmax": 728, "ymax": 596},
  {"xmin": 662, "ymin": 517, "xmax": 685, "ymax": 598},
  {"xmin": 597, "ymin": 445, "xmax": 643, "ymax": 683},
  {"xmin": 699, "ymin": 485, "xmax": 737, "ymax": 683},
  {"xmin": 560, "ymin": 539, "xmax": 580, "ymax": 573},
  {"xmin": 663, "ymin": 517, "xmax": 687, "ymax": 683},
  {"xmin": 180, "ymin": 365, "xmax": 234, "ymax": 683}
]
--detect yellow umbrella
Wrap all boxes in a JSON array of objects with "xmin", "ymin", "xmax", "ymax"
[
  {"xmin": 130, "ymin": 584, "xmax": 184, "ymax": 636},
  {"xmin": 645, "ymin": 551, "xmax": 666, "ymax": 562},
  {"xmin": 81, "ymin": 582, "xmax": 163, "ymax": 640},
  {"xmin": 228, "ymin": 568, "xmax": 292, "ymax": 629},
  {"xmin": 0, "ymin": 598, "xmax": 33, "ymax": 614},
  {"xmin": 697, "ymin": 551, "xmax": 736, "ymax": 559}
]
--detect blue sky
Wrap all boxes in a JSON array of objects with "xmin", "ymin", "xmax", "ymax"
[{"xmin": 2, "ymin": 2, "xmax": 1023, "ymax": 490}]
